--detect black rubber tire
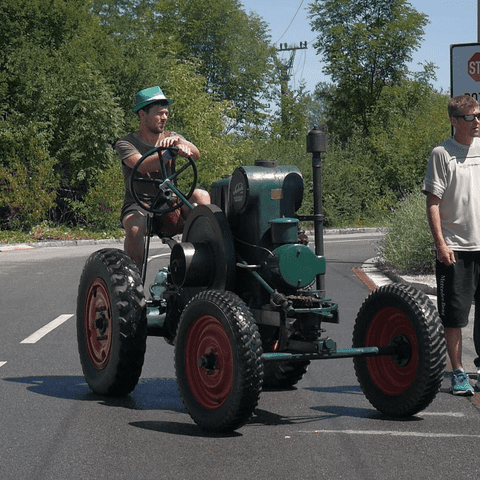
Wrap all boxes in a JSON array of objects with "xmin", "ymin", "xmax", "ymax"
[
  {"xmin": 76, "ymin": 248, "xmax": 147, "ymax": 396},
  {"xmin": 352, "ymin": 283, "xmax": 446, "ymax": 417},
  {"xmin": 175, "ymin": 290, "xmax": 264, "ymax": 432},
  {"xmin": 263, "ymin": 361, "xmax": 310, "ymax": 389}
]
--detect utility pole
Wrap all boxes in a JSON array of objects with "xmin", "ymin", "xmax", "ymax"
[{"xmin": 276, "ymin": 42, "xmax": 308, "ymax": 127}]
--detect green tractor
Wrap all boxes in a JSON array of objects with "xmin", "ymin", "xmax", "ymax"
[{"xmin": 76, "ymin": 127, "xmax": 446, "ymax": 432}]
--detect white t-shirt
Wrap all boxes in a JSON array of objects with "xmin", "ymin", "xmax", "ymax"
[{"xmin": 422, "ymin": 136, "xmax": 480, "ymax": 250}]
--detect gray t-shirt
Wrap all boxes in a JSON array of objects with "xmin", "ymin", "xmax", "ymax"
[{"xmin": 422, "ymin": 136, "xmax": 480, "ymax": 250}]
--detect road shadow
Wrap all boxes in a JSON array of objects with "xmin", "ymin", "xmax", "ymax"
[
  {"xmin": 5, "ymin": 375, "xmax": 245, "ymax": 437},
  {"xmin": 5, "ymin": 376, "xmax": 425, "ymax": 436},
  {"xmin": 250, "ymin": 405, "xmax": 380, "ymax": 427},
  {"xmin": 130, "ymin": 420, "xmax": 241, "ymax": 438},
  {"xmin": 3, "ymin": 375, "xmax": 185, "ymax": 412},
  {"xmin": 305, "ymin": 385, "xmax": 364, "ymax": 395},
  {"xmin": 250, "ymin": 384, "xmax": 424, "ymax": 426}
]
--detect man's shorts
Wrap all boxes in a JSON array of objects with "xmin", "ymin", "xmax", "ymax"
[
  {"xmin": 121, "ymin": 201, "xmax": 185, "ymax": 238},
  {"xmin": 436, "ymin": 251, "xmax": 480, "ymax": 328}
]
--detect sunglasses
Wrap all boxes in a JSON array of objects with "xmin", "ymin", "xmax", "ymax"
[{"xmin": 455, "ymin": 113, "xmax": 480, "ymax": 122}]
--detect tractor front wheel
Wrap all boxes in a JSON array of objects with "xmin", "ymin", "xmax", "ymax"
[
  {"xmin": 76, "ymin": 248, "xmax": 147, "ymax": 396},
  {"xmin": 175, "ymin": 290, "xmax": 264, "ymax": 432},
  {"xmin": 352, "ymin": 283, "xmax": 446, "ymax": 417}
]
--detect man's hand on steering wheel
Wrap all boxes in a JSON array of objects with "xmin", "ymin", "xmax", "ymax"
[{"xmin": 157, "ymin": 136, "xmax": 193, "ymax": 158}]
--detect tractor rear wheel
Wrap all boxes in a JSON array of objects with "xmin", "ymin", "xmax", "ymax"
[
  {"xmin": 76, "ymin": 248, "xmax": 147, "ymax": 396},
  {"xmin": 175, "ymin": 290, "xmax": 264, "ymax": 432},
  {"xmin": 352, "ymin": 283, "xmax": 446, "ymax": 417}
]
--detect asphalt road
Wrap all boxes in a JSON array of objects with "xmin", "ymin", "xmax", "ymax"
[{"xmin": 1, "ymin": 232, "xmax": 480, "ymax": 480}]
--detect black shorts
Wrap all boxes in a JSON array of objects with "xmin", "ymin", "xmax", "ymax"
[{"xmin": 436, "ymin": 251, "xmax": 480, "ymax": 328}]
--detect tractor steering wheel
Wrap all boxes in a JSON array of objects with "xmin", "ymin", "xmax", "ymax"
[{"xmin": 130, "ymin": 146, "xmax": 198, "ymax": 216}]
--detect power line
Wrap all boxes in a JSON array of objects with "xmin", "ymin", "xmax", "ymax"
[
  {"xmin": 275, "ymin": 0, "xmax": 305, "ymax": 43},
  {"xmin": 297, "ymin": 48, "xmax": 307, "ymax": 89},
  {"xmin": 289, "ymin": 48, "xmax": 307, "ymax": 91}
]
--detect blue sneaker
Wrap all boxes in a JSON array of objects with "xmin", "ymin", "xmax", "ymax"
[{"xmin": 451, "ymin": 370, "xmax": 474, "ymax": 396}]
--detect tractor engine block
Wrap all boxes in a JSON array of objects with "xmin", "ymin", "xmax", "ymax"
[{"xmin": 211, "ymin": 160, "xmax": 325, "ymax": 305}]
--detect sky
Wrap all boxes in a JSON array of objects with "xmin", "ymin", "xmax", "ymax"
[{"xmin": 239, "ymin": 0, "xmax": 479, "ymax": 95}]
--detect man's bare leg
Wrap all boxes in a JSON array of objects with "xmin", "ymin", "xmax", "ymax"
[
  {"xmin": 180, "ymin": 188, "xmax": 211, "ymax": 218},
  {"xmin": 123, "ymin": 212, "xmax": 147, "ymax": 269},
  {"xmin": 123, "ymin": 189, "xmax": 210, "ymax": 268},
  {"xmin": 445, "ymin": 327, "xmax": 463, "ymax": 371}
]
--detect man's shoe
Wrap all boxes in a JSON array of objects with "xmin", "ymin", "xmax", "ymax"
[
  {"xmin": 451, "ymin": 369, "xmax": 474, "ymax": 396},
  {"xmin": 476, "ymin": 368, "xmax": 480, "ymax": 391}
]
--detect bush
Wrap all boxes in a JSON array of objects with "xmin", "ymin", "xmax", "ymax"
[
  {"xmin": 379, "ymin": 192, "xmax": 435, "ymax": 274},
  {"xmin": 70, "ymin": 159, "xmax": 124, "ymax": 230},
  {"xmin": 320, "ymin": 134, "xmax": 394, "ymax": 227},
  {"xmin": 0, "ymin": 121, "xmax": 59, "ymax": 230}
]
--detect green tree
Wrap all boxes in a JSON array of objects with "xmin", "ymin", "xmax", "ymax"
[
  {"xmin": 0, "ymin": 122, "xmax": 59, "ymax": 229},
  {"xmin": 310, "ymin": 82, "xmax": 450, "ymax": 227},
  {"xmin": 157, "ymin": 0, "xmax": 277, "ymax": 131},
  {"xmin": 367, "ymin": 80, "xmax": 450, "ymax": 198},
  {"xmin": 91, "ymin": 0, "xmax": 276, "ymax": 131},
  {"xmin": 271, "ymin": 85, "xmax": 313, "ymax": 140},
  {"xmin": 0, "ymin": 0, "xmax": 125, "ymax": 227},
  {"xmin": 308, "ymin": 0, "xmax": 429, "ymax": 140}
]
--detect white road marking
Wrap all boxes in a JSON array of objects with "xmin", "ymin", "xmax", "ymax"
[
  {"xmin": 0, "ymin": 361, "xmax": 7, "ymax": 368},
  {"xmin": 20, "ymin": 314, "xmax": 74, "ymax": 344},
  {"xmin": 299, "ymin": 429, "xmax": 480, "ymax": 438},
  {"xmin": 148, "ymin": 253, "xmax": 171, "ymax": 261},
  {"xmin": 420, "ymin": 412, "xmax": 465, "ymax": 417}
]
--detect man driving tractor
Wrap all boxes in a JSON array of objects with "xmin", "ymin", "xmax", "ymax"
[{"xmin": 114, "ymin": 86, "xmax": 210, "ymax": 268}]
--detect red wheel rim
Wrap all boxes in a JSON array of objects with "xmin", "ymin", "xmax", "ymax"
[
  {"xmin": 84, "ymin": 278, "xmax": 113, "ymax": 370},
  {"xmin": 184, "ymin": 315, "xmax": 234, "ymax": 410},
  {"xmin": 365, "ymin": 307, "xmax": 418, "ymax": 395}
]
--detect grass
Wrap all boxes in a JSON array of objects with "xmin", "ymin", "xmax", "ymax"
[
  {"xmin": 378, "ymin": 192, "xmax": 435, "ymax": 275},
  {"xmin": 0, "ymin": 221, "xmax": 124, "ymax": 244}
]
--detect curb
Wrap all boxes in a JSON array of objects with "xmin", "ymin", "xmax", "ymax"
[
  {"xmin": 322, "ymin": 226, "xmax": 386, "ymax": 235},
  {"xmin": 0, "ymin": 235, "xmax": 171, "ymax": 252},
  {"xmin": 378, "ymin": 264, "xmax": 437, "ymax": 296},
  {"xmin": 0, "ymin": 227, "xmax": 384, "ymax": 252}
]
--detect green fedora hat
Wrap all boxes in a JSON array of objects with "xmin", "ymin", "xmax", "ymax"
[{"xmin": 133, "ymin": 86, "xmax": 173, "ymax": 113}]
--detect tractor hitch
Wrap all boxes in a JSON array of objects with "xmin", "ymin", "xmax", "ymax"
[{"xmin": 261, "ymin": 344, "xmax": 402, "ymax": 363}]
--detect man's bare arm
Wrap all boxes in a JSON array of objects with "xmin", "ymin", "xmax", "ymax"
[{"xmin": 426, "ymin": 192, "xmax": 456, "ymax": 265}]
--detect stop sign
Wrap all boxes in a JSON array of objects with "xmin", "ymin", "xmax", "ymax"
[{"xmin": 468, "ymin": 52, "xmax": 480, "ymax": 81}]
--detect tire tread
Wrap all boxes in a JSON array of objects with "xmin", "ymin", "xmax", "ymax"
[
  {"xmin": 77, "ymin": 248, "xmax": 146, "ymax": 396},
  {"xmin": 175, "ymin": 290, "xmax": 264, "ymax": 432},
  {"xmin": 352, "ymin": 283, "xmax": 446, "ymax": 416}
]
